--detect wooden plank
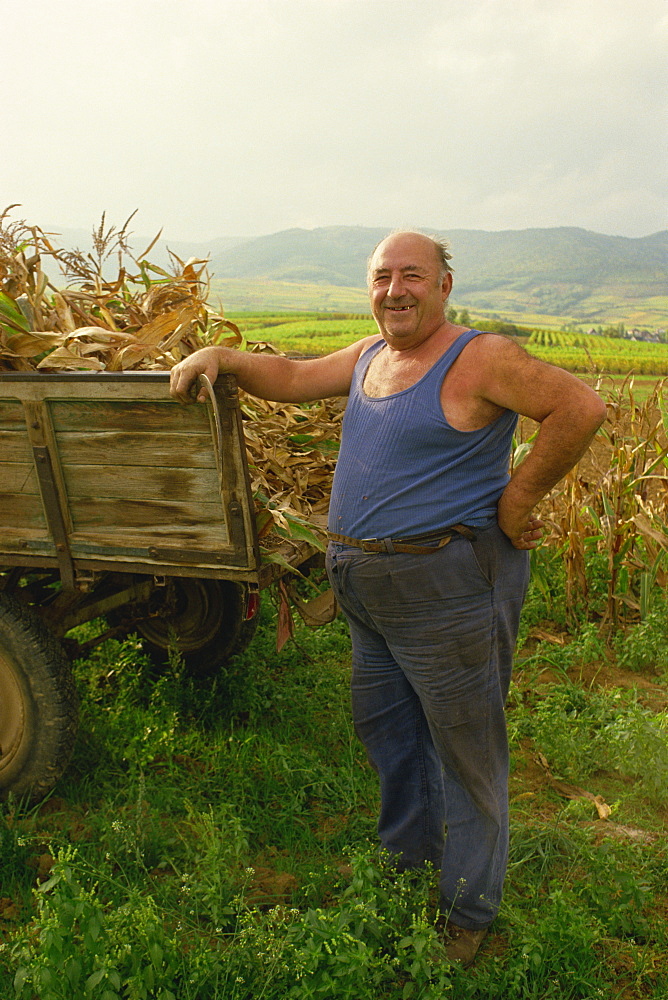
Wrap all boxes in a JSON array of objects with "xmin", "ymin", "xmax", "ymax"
[
  {"xmin": 49, "ymin": 399, "xmax": 211, "ymax": 434},
  {"xmin": 0, "ymin": 554, "xmax": 59, "ymax": 571},
  {"xmin": 0, "ymin": 400, "xmax": 27, "ymax": 430},
  {"xmin": 70, "ymin": 524, "xmax": 229, "ymax": 549},
  {"xmin": 69, "ymin": 496, "xmax": 229, "ymax": 531},
  {"xmin": 0, "ymin": 431, "xmax": 33, "ymax": 463},
  {"xmin": 0, "ymin": 463, "xmax": 39, "ymax": 493},
  {"xmin": 68, "ymin": 525, "xmax": 254, "ymax": 570},
  {"xmin": 79, "ymin": 538, "xmax": 244, "ymax": 559},
  {"xmin": 56, "ymin": 553, "xmax": 259, "ymax": 581},
  {"xmin": 0, "ymin": 528, "xmax": 257, "ymax": 574},
  {"xmin": 56, "ymin": 430, "xmax": 216, "ymax": 468},
  {"xmin": 69, "ymin": 534, "xmax": 229, "ymax": 559},
  {"xmin": 0, "ymin": 544, "xmax": 257, "ymax": 578},
  {"xmin": 0, "ymin": 374, "xmax": 260, "ymax": 575},
  {"xmin": 0, "ymin": 493, "xmax": 47, "ymax": 530},
  {"xmin": 0, "ymin": 377, "xmax": 175, "ymax": 404},
  {"xmin": 62, "ymin": 464, "xmax": 220, "ymax": 503},
  {"xmin": 2, "ymin": 526, "xmax": 53, "ymax": 549}
]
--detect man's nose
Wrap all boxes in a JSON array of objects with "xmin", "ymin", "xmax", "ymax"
[{"xmin": 387, "ymin": 273, "xmax": 406, "ymax": 298}]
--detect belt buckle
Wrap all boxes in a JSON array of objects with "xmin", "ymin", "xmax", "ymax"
[{"xmin": 361, "ymin": 537, "xmax": 379, "ymax": 552}]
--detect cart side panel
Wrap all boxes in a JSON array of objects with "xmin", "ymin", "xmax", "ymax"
[
  {"xmin": 51, "ymin": 395, "xmax": 244, "ymax": 566},
  {"xmin": 0, "ymin": 375, "xmax": 260, "ymax": 576}
]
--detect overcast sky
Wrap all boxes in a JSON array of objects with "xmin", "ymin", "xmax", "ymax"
[{"xmin": 3, "ymin": 0, "xmax": 666, "ymax": 244}]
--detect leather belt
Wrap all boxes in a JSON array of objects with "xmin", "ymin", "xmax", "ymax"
[{"xmin": 327, "ymin": 524, "xmax": 476, "ymax": 554}]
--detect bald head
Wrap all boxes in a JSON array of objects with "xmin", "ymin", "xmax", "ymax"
[{"xmin": 367, "ymin": 230, "xmax": 453, "ymax": 287}]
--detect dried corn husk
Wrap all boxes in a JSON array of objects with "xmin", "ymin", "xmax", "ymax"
[{"xmin": 0, "ymin": 210, "xmax": 338, "ymax": 552}]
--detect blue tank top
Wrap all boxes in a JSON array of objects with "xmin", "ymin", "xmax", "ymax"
[{"xmin": 328, "ymin": 329, "xmax": 518, "ymax": 537}]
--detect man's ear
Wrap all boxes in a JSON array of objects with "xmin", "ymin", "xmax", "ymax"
[{"xmin": 441, "ymin": 272, "xmax": 453, "ymax": 300}]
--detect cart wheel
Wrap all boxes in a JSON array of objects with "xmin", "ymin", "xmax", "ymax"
[
  {"xmin": 0, "ymin": 593, "xmax": 78, "ymax": 802},
  {"xmin": 131, "ymin": 578, "xmax": 259, "ymax": 676}
]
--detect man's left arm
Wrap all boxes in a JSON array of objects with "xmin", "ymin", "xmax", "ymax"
[{"xmin": 479, "ymin": 338, "xmax": 608, "ymax": 550}]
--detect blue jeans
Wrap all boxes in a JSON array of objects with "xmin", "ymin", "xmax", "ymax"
[{"xmin": 326, "ymin": 522, "xmax": 530, "ymax": 929}]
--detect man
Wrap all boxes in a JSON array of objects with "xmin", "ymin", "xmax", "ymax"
[{"xmin": 170, "ymin": 231, "xmax": 606, "ymax": 966}]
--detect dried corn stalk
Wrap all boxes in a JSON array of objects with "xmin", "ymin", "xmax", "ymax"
[
  {"xmin": 0, "ymin": 209, "xmax": 339, "ymax": 551},
  {"xmin": 520, "ymin": 374, "xmax": 668, "ymax": 622}
]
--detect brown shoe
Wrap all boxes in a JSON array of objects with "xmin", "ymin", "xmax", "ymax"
[{"xmin": 442, "ymin": 920, "xmax": 488, "ymax": 968}]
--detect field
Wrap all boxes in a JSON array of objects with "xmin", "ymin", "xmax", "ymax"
[
  {"xmin": 451, "ymin": 289, "xmax": 668, "ymax": 332},
  {"xmin": 525, "ymin": 331, "xmax": 668, "ymax": 376},
  {"xmin": 1, "ymin": 344, "xmax": 668, "ymax": 998},
  {"xmin": 210, "ymin": 279, "xmax": 370, "ymax": 315},
  {"xmin": 227, "ymin": 312, "xmax": 668, "ymax": 380}
]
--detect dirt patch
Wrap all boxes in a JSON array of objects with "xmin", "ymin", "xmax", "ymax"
[
  {"xmin": 517, "ymin": 629, "xmax": 668, "ymax": 712},
  {"xmin": 244, "ymin": 865, "xmax": 299, "ymax": 907},
  {"xmin": 0, "ymin": 897, "xmax": 21, "ymax": 922},
  {"xmin": 571, "ymin": 660, "xmax": 668, "ymax": 711}
]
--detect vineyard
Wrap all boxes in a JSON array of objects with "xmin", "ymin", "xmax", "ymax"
[{"xmin": 526, "ymin": 329, "xmax": 668, "ymax": 375}]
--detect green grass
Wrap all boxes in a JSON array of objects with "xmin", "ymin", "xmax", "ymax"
[
  {"xmin": 236, "ymin": 317, "xmax": 378, "ymax": 355},
  {"xmin": 211, "ymin": 279, "xmax": 371, "ymax": 314},
  {"xmin": 1, "ymin": 560, "xmax": 667, "ymax": 999}
]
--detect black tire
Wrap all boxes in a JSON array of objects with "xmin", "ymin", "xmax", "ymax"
[
  {"xmin": 0, "ymin": 593, "xmax": 78, "ymax": 802},
  {"xmin": 127, "ymin": 578, "xmax": 260, "ymax": 676}
]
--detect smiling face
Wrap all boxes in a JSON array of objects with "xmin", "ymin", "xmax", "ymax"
[{"xmin": 367, "ymin": 232, "xmax": 453, "ymax": 350}]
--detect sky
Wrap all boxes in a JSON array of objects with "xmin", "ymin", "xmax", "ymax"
[{"xmin": 3, "ymin": 0, "xmax": 666, "ymax": 244}]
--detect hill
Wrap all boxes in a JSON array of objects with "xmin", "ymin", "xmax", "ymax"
[
  {"xmin": 207, "ymin": 226, "xmax": 667, "ymax": 325},
  {"xmin": 207, "ymin": 225, "xmax": 665, "ymax": 289}
]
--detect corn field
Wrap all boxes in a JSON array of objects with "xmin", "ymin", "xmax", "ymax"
[{"xmin": 521, "ymin": 373, "xmax": 668, "ymax": 625}]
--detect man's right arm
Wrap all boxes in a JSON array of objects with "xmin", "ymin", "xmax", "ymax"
[{"xmin": 169, "ymin": 336, "xmax": 379, "ymax": 404}]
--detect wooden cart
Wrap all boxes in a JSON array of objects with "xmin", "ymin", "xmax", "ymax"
[{"xmin": 0, "ymin": 371, "xmax": 321, "ymax": 800}]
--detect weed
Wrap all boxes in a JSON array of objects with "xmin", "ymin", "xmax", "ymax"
[
  {"xmin": 517, "ymin": 548, "xmax": 569, "ymax": 646},
  {"xmin": 0, "ymin": 808, "xmax": 33, "ymax": 897},
  {"xmin": 506, "ymin": 821, "xmax": 579, "ymax": 895},
  {"xmin": 507, "ymin": 888, "xmax": 604, "ymax": 998},
  {"xmin": 210, "ymin": 851, "xmax": 454, "ymax": 1000},
  {"xmin": 10, "ymin": 847, "xmax": 187, "ymax": 1000},
  {"xmin": 516, "ymin": 620, "xmax": 607, "ymax": 678},
  {"xmin": 511, "ymin": 681, "xmax": 668, "ymax": 799},
  {"xmin": 614, "ymin": 597, "xmax": 668, "ymax": 674},
  {"xmin": 175, "ymin": 802, "xmax": 250, "ymax": 930}
]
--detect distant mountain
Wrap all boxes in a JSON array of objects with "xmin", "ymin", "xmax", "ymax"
[
  {"xmin": 42, "ymin": 223, "xmax": 667, "ymax": 323},
  {"xmin": 207, "ymin": 224, "xmax": 667, "ymax": 291},
  {"xmin": 207, "ymin": 225, "xmax": 668, "ymax": 324},
  {"xmin": 209, "ymin": 226, "xmax": 389, "ymax": 285}
]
